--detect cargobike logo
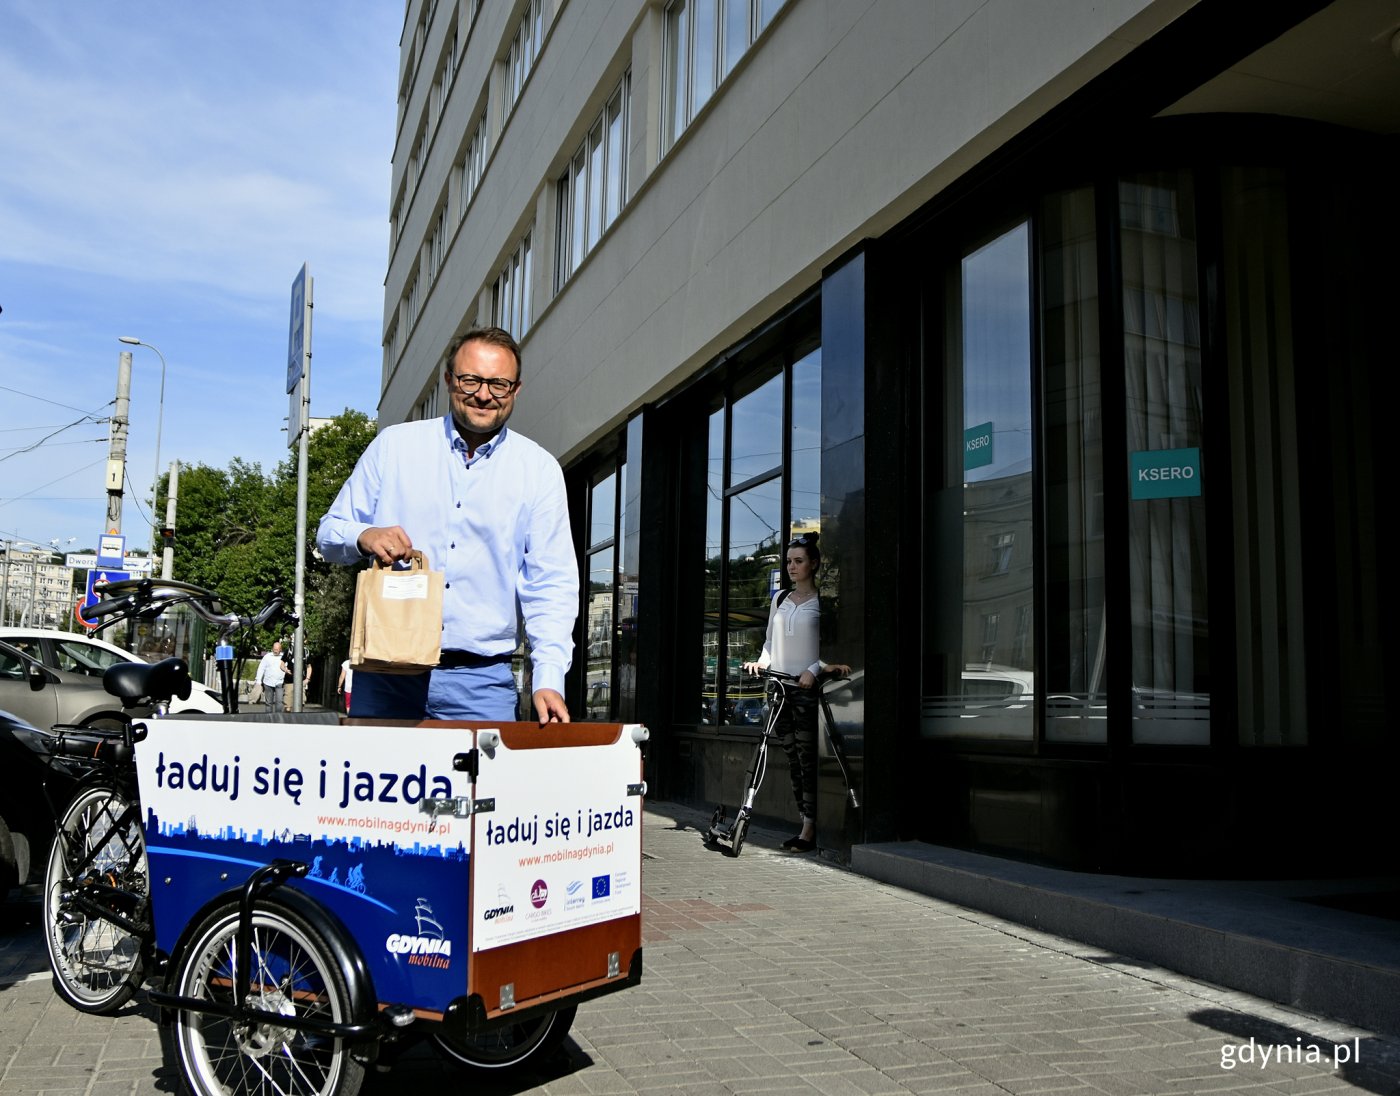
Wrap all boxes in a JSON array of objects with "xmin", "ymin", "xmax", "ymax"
[{"xmin": 385, "ymin": 898, "xmax": 453, "ymax": 969}]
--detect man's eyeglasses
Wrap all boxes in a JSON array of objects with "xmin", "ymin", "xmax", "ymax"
[{"xmin": 448, "ymin": 372, "xmax": 519, "ymax": 397}]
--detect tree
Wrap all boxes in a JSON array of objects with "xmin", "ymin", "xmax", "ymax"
[{"xmin": 160, "ymin": 409, "xmax": 377, "ymax": 662}]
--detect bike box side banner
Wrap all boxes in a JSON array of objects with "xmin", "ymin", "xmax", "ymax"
[
  {"xmin": 135, "ymin": 720, "xmax": 645, "ymax": 1017},
  {"xmin": 135, "ymin": 720, "xmax": 473, "ymax": 1013},
  {"xmin": 468, "ymin": 722, "xmax": 645, "ymax": 1020}
]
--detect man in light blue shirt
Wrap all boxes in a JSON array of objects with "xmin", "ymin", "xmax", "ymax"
[{"xmin": 317, "ymin": 326, "xmax": 578, "ymax": 723}]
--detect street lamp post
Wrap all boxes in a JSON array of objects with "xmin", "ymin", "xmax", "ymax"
[{"xmin": 117, "ymin": 337, "xmax": 167, "ymax": 559}]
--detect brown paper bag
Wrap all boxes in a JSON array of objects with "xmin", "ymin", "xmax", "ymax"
[{"xmin": 349, "ymin": 551, "xmax": 444, "ymax": 674}]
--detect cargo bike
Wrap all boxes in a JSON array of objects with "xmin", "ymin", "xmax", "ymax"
[{"xmin": 38, "ymin": 578, "xmax": 647, "ymax": 1096}]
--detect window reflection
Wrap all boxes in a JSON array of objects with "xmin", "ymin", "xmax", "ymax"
[
  {"xmin": 585, "ymin": 545, "xmax": 614, "ymax": 720},
  {"xmin": 1120, "ymin": 173, "xmax": 1210, "ymax": 745},
  {"xmin": 730, "ymin": 372, "xmax": 782, "ymax": 483},
  {"xmin": 696, "ymin": 344, "xmax": 820, "ymax": 726},
  {"xmin": 924, "ymin": 222, "xmax": 1035, "ymax": 740},
  {"xmin": 1042, "ymin": 187, "xmax": 1107, "ymax": 743}
]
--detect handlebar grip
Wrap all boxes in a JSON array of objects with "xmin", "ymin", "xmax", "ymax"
[{"xmin": 82, "ymin": 593, "xmax": 140, "ymax": 620}]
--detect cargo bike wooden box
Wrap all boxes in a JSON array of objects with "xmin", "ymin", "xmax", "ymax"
[{"xmin": 130, "ymin": 715, "xmax": 647, "ymax": 1096}]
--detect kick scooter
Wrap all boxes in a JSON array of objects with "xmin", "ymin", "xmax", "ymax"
[{"xmin": 702, "ymin": 667, "xmax": 858, "ymax": 857}]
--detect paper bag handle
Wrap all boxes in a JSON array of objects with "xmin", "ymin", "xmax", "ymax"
[{"xmin": 372, "ymin": 549, "xmax": 431, "ymax": 572}]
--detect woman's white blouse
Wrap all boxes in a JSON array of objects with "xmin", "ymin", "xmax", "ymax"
[{"xmin": 757, "ymin": 592, "xmax": 824, "ymax": 677}]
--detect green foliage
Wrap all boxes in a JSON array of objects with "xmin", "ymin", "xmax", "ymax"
[{"xmin": 164, "ymin": 408, "xmax": 377, "ymax": 660}]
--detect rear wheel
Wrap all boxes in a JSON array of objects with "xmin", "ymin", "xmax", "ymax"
[
  {"xmin": 431, "ymin": 1005, "xmax": 576, "ymax": 1073},
  {"xmin": 164, "ymin": 901, "xmax": 364, "ymax": 1096},
  {"xmin": 43, "ymin": 785, "xmax": 147, "ymax": 1014}
]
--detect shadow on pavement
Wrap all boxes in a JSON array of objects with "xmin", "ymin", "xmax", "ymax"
[{"xmin": 1190, "ymin": 1006, "xmax": 1400, "ymax": 1093}]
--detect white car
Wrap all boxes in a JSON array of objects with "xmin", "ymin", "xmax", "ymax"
[{"xmin": 0, "ymin": 628, "xmax": 226, "ymax": 715}]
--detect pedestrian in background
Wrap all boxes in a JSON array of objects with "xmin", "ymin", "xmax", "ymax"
[
  {"xmin": 337, "ymin": 658, "xmax": 354, "ymax": 714},
  {"xmin": 253, "ymin": 640, "xmax": 287, "ymax": 715},
  {"xmin": 284, "ymin": 656, "xmax": 312, "ymax": 712}
]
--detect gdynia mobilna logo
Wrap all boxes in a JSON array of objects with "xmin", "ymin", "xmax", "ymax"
[{"xmin": 386, "ymin": 898, "xmax": 453, "ymax": 968}]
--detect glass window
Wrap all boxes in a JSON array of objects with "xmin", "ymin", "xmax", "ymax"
[
  {"xmin": 664, "ymin": 0, "xmax": 689, "ymax": 150},
  {"xmin": 587, "ymin": 121, "xmax": 605, "ymax": 251},
  {"xmin": 790, "ymin": 348, "xmax": 821, "ymax": 528},
  {"xmin": 1041, "ymin": 187, "xmax": 1107, "ymax": 743},
  {"xmin": 1120, "ymin": 172, "xmax": 1209, "ymax": 745},
  {"xmin": 692, "ymin": 0, "xmax": 717, "ymax": 115},
  {"xmin": 696, "ymin": 340, "xmax": 820, "ymax": 725},
  {"xmin": 605, "ymin": 91, "xmax": 625, "ymax": 225},
  {"xmin": 923, "ymin": 222, "xmax": 1035, "ymax": 740},
  {"xmin": 556, "ymin": 74, "xmax": 630, "ymax": 288},
  {"xmin": 730, "ymin": 373, "xmax": 782, "ymax": 483},
  {"xmin": 585, "ymin": 545, "xmax": 615, "ymax": 720},
  {"xmin": 665, "ymin": 0, "xmax": 787, "ymax": 150},
  {"xmin": 581, "ymin": 461, "xmax": 626, "ymax": 721},
  {"xmin": 722, "ymin": 0, "xmax": 749, "ymax": 77}
]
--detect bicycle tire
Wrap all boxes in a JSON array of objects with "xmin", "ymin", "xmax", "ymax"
[
  {"xmin": 43, "ymin": 784, "xmax": 147, "ymax": 1014},
  {"xmin": 163, "ymin": 900, "xmax": 365, "ymax": 1096},
  {"xmin": 431, "ymin": 1004, "xmax": 576, "ymax": 1073}
]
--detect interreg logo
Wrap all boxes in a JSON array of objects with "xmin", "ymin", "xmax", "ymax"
[
  {"xmin": 385, "ymin": 898, "xmax": 453, "ymax": 969},
  {"xmin": 564, "ymin": 879, "xmax": 586, "ymax": 911},
  {"xmin": 530, "ymin": 879, "xmax": 549, "ymax": 909},
  {"xmin": 592, "ymin": 874, "xmax": 611, "ymax": 900}
]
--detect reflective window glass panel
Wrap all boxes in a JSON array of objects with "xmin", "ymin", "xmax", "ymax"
[
  {"xmin": 1120, "ymin": 172, "xmax": 1210, "ymax": 745},
  {"xmin": 923, "ymin": 222, "xmax": 1035, "ymax": 740}
]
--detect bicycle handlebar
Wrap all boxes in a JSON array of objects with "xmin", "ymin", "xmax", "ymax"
[{"xmin": 84, "ymin": 577, "xmax": 295, "ymax": 636}]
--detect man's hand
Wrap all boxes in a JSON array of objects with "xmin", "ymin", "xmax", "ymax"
[
  {"xmin": 358, "ymin": 525, "xmax": 414, "ymax": 564},
  {"xmin": 533, "ymin": 688, "xmax": 570, "ymax": 724}
]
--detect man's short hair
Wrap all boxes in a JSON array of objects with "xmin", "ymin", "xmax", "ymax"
[{"xmin": 445, "ymin": 326, "xmax": 522, "ymax": 378}]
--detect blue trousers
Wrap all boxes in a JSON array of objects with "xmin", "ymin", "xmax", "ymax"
[{"xmin": 351, "ymin": 662, "xmax": 519, "ymax": 721}]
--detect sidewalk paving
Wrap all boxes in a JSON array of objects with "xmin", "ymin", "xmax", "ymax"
[{"xmin": 2, "ymin": 803, "xmax": 1399, "ymax": 1095}]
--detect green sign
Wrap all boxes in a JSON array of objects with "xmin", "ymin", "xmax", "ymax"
[
  {"xmin": 1130, "ymin": 448, "xmax": 1201, "ymax": 499},
  {"xmin": 964, "ymin": 422, "xmax": 994, "ymax": 471}
]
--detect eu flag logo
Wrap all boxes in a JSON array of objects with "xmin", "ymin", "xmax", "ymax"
[{"xmin": 592, "ymin": 875, "xmax": 610, "ymax": 899}]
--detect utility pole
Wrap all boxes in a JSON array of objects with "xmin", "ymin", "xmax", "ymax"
[
  {"xmin": 0, "ymin": 541, "xmax": 11, "ymax": 626},
  {"xmin": 162, "ymin": 460, "xmax": 180, "ymax": 580},
  {"xmin": 106, "ymin": 351, "xmax": 132, "ymax": 534}
]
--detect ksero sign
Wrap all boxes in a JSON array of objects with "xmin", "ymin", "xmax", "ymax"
[{"xmin": 1130, "ymin": 448, "xmax": 1202, "ymax": 500}]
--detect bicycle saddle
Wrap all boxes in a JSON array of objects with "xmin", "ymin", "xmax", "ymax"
[{"xmin": 104, "ymin": 657, "xmax": 194, "ymax": 707}]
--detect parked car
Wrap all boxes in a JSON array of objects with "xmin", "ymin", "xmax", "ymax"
[
  {"xmin": 0, "ymin": 627, "xmax": 224, "ymax": 714},
  {"xmin": 0, "ymin": 637, "xmax": 136, "ymax": 732},
  {"xmin": 0, "ymin": 704, "xmax": 85, "ymax": 896}
]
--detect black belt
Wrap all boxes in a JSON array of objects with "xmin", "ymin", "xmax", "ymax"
[{"xmin": 437, "ymin": 650, "xmax": 514, "ymax": 669}]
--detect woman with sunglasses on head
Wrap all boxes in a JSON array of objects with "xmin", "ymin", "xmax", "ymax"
[{"xmin": 742, "ymin": 533, "xmax": 849, "ymax": 853}]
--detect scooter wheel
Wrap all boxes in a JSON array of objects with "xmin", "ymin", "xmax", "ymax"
[{"xmin": 728, "ymin": 815, "xmax": 749, "ymax": 857}]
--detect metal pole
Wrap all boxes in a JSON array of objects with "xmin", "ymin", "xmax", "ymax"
[
  {"xmin": 162, "ymin": 459, "xmax": 180, "ymax": 580},
  {"xmin": 0, "ymin": 541, "xmax": 11, "ymax": 626},
  {"xmin": 106, "ymin": 351, "xmax": 132, "ymax": 534},
  {"xmin": 292, "ymin": 283, "xmax": 313, "ymax": 712}
]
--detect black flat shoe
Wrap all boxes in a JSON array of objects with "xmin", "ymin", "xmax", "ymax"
[
  {"xmin": 785, "ymin": 838, "xmax": 816, "ymax": 853},
  {"xmin": 781, "ymin": 835, "xmax": 804, "ymax": 849}
]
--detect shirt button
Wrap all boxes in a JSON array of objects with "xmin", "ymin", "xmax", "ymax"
[
  {"xmin": 456, "ymin": 502, "xmax": 461, "ymax": 508},
  {"xmin": 445, "ymin": 582, "xmax": 451, "ymax": 589}
]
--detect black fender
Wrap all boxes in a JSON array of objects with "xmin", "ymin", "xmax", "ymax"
[{"xmin": 158, "ymin": 878, "xmax": 378, "ymax": 1031}]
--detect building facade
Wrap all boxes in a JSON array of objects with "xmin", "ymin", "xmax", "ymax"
[
  {"xmin": 384, "ymin": 0, "xmax": 1397, "ymax": 876},
  {"xmin": 0, "ymin": 546, "xmax": 74, "ymax": 629}
]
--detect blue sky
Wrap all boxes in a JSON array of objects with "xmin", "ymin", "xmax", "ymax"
[{"xmin": 0, "ymin": 2, "xmax": 401, "ymax": 555}]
